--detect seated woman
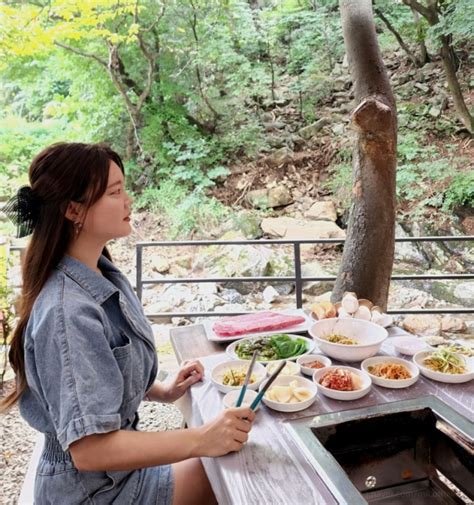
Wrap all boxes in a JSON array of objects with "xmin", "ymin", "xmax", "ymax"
[{"xmin": 1, "ymin": 142, "xmax": 255, "ymax": 505}]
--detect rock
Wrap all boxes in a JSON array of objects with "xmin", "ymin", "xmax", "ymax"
[
  {"xmin": 298, "ymin": 119, "xmax": 331, "ymax": 140},
  {"xmin": 266, "ymin": 147, "xmax": 293, "ymax": 167},
  {"xmin": 263, "ymin": 285, "xmax": 279, "ymax": 303},
  {"xmin": 219, "ymin": 288, "xmax": 245, "ymax": 304},
  {"xmin": 151, "ymin": 256, "xmax": 170, "ymax": 274},
  {"xmin": 261, "ymin": 217, "xmax": 345, "ymax": 240},
  {"xmin": 226, "ymin": 211, "xmax": 262, "ymax": 239},
  {"xmin": 454, "ymin": 282, "xmax": 474, "ymax": 305},
  {"xmin": 461, "ymin": 216, "xmax": 474, "ymax": 235},
  {"xmin": 331, "ymin": 123, "xmax": 345, "ymax": 136},
  {"xmin": 196, "ymin": 241, "xmax": 289, "ymax": 295},
  {"xmin": 415, "ymin": 82, "xmax": 429, "ymax": 93},
  {"xmin": 273, "ymin": 283, "xmax": 294, "ymax": 296},
  {"xmin": 198, "ymin": 282, "xmax": 218, "ymax": 296},
  {"xmin": 263, "ymin": 121, "xmax": 286, "ymax": 131},
  {"xmin": 394, "ymin": 223, "xmax": 427, "ymax": 266},
  {"xmin": 441, "ymin": 316, "xmax": 467, "ymax": 333},
  {"xmin": 402, "ymin": 314, "xmax": 442, "ymax": 336},
  {"xmin": 247, "ymin": 189, "xmax": 268, "ymax": 209},
  {"xmin": 388, "ymin": 285, "xmax": 435, "ymax": 310},
  {"xmin": 305, "ymin": 201, "xmax": 337, "ymax": 222},
  {"xmin": 333, "ymin": 76, "xmax": 348, "ymax": 91},
  {"xmin": 301, "ymin": 261, "xmax": 333, "ymax": 296},
  {"xmin": 174, "ymin": 255, "xmax": 193, "ymax": 270},
  {"xmin": 428, "ymin": 105, "xmax": 442, "ymax": 118},
  {"xmin": 247, "ymin": 186, "xmax": 292, "ymax": 209},
  {"xmin": 268, "ymin": 186, "xmax": 292, "ymax": 208}
]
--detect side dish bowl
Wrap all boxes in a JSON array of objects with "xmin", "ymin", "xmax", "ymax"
[
  {"xmin": 297, "ymin": 354, "xmax": 332, "ymax": 376},
  {"xmin": 259, "ymin": 375, "xmax": 317, "ymax": 413},
  {"xmin": 222, "ymin": 389, "xmax": 260, "ymax": 410},
  {"xmin": 211, "ymin": 359, "xmax": 266, "ymax": 394},
  {"xmin": 313, "ymin": 366, "xmax": 372, "ymax": 400},
  {"xmin": 413, "ymin": 351, "xmax": 474, "ymax": 384},
  {"xmin": 361, "ymin": 356, "xmax": 419, "ymax": 388}
]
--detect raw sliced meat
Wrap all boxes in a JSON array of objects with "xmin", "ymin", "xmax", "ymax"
[{"xmin": 213, "ymin": 311, "xmax": 306, "ymax": 337}]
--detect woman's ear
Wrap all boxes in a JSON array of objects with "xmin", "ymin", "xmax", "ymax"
[{"xmin": 65, "ymin": 201, "xmax": 83, "ymax": 223}]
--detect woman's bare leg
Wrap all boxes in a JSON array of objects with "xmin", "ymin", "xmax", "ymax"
[{"xmin": 172, "ymin": 458, "xmax": 217, "ymax": 505}]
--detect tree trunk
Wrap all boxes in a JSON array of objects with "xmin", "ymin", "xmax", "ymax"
[
  {"xmin": 402, "ymin": 0, "xmax": 473, "ymax": 133},
  {"xmin": 440, "ymin": 36, "xmax": 474, "ymax": 133},
  {"xmin": 375, "ymin": 7, "xmax": 421, "ymax": 67},
  {"xmin": 332, "ymin": 0, "xmax": 397, "ymax": 310},
  {"xmin": 411, "ymin": 8, "xmax": 430, "ymax": 65}
]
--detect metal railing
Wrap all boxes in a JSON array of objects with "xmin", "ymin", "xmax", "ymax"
[{"xmin": 136, "ymin": 236, "xmax": 474, "ymax": 318}]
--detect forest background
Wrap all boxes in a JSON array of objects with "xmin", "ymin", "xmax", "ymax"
[{"xmin": 0, "ymin": 0, "xmax": 473, "ymax": 240}]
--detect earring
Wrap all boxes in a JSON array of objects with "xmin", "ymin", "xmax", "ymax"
[{"xmin": 74, "ymin": 222, "xmax": 83, "ymax": 236}]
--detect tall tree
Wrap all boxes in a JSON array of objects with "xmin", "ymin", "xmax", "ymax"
[
  {"xmin": 402, "ymin": 0, "xmax": 474, "ymax": 133},
  {"xmin": 332, "ymin": 0, "xmax": 397, "ymax": 309}
]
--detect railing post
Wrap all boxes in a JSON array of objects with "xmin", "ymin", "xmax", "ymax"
[
  {"xmin": 294, "ymin": 242, "xmax": 303, "ymax": 309},
  {"xmin": 136, "ymin": 244, "xmax": 143, "ymax": 302}
]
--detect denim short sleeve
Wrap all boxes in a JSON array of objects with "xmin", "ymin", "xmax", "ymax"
[{"xmin": 29, "ymin": 297, "xmax": 124, "ymax": 451}]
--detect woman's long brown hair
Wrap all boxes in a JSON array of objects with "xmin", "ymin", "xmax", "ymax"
[{"xmin": 1, "ymin": 142, "xmax": 124, "ymax": 411}]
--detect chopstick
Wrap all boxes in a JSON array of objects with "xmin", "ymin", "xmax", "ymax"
[
  {"xmin": 235, "ymin": 350, "xmax": 259, "ymax": 407},
  {"xmin": 249, "ymin": 360, "xmax": 287, "ymax": 411}
]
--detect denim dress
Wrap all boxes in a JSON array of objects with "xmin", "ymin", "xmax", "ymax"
[{"xmin": 19, "ymin": 255, "xmax": 174, "ymax": 504}]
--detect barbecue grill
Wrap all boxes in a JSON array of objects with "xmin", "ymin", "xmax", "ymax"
[{"xmin": 286, "ymin": 396, "xmax": 473, "ymax": 505}]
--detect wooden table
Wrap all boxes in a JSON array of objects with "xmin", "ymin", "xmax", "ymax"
[{"xmin": 169, "ymin": 324, "xmax": 474, "ymax": 505}]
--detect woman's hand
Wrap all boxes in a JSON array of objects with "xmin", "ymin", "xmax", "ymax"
[
  {"xmin": 193, "ymin": 407, "xmax": 256, "ymax": 458},
  {"xmin": 150, "ymin": 360, "xmax": 204, "ymax": 403}
]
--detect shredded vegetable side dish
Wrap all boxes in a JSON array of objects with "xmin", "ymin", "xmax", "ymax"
[
  {"xmin": 222, "ymin": 368, "xmax": 256, "ymax": 387},
  {"xmin": 368, "ymin": 363, "xmax": 412, "ymax": 380},
  {"xmin": 423, "ymin": 349, "xmax": 467, "ymax": 375}
]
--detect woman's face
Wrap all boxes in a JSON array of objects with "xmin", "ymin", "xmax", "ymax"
[{"xmin": 80, "ymin": 161, "xmax": 133, "ymax": 242}]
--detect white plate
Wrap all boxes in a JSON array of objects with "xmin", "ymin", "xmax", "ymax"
[
  {"xmin": 313, "ymin": 366, "xmax": 372, "ymax": 400},
  {"xmin": 226, "ymin": 334, "xmax": 315, "ymax": 363},
  {"xmin": 259, "ymin": 375, "xmax": 317, "ymax": 412},
  {"xmin": 297, "ymin": 354, "xmax": 332, "ymax": 376},
  {"xmin": 361, "ymin": 356, "xmax": 419, "ymax": 388},
  {"xmin": 210, "ymin": 359, "xmax": 267, "ymax": 394},
  {"xmin": 390, "ymin": 336, "xmax": 428, "ymax": 356},
  {"xmin": 413, "ymin": 351, "xmax": 474, "ymax": 384},
  {"xmin": 203, "ymin": 308, "xmax": 312, "ymax": 342}
]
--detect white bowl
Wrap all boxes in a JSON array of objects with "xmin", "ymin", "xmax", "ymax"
[
  {"xmin": 391, "ymin": 336, "xmax": 428, "ymax": 356},
  {"xmin": 361, "ymin": 356, "xmax": 419, "ymax": 388},
  {"xmin": 297, "ymin": 354, "xmax": 332, "ymax": 376},
  {"xmin": 222, "ymin": 389, "xmax": 260, "ymax": 410},
  {"xmin": 309, "ymin": 318, "xmax": 388, "ymax": 362},
  {"xmin": 259, "ymin": 375, "xmax": 317, "ymax": 413},
  {"xmin": 413, "ymin": 351, "xmax": 474, "ymax": 384},
  {"xmin": 266, "ymin": 360, "xmax": 301, "ymax": 377},
  {"xmin": 313, "ymin": 366, "xmax": 372, "ymax": 400},
  {"xmin": 211, "ymin": 359, "xmax": 266, "ymax": 394}
]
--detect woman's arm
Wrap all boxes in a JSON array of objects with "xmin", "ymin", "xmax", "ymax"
[{"xmin": 70, "ymin": 406, "xmax": 255, "ymax": 472}]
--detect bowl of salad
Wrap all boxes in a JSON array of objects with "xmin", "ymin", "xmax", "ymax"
[
  {"xmin": 413, "ymin": 349, "xmax": 474, "ymax": 384},
  {"xmin": 309, "ymin": 318, "xmax": 388, "ymax": 361},
  {"xmin": 211, "ymin": 359, "xmax": 267, "ymax": 394}
]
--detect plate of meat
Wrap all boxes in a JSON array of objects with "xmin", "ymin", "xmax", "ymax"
[{"xmin": 204, "ymin": 309, "xmax": 312, "ymax": 342}]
